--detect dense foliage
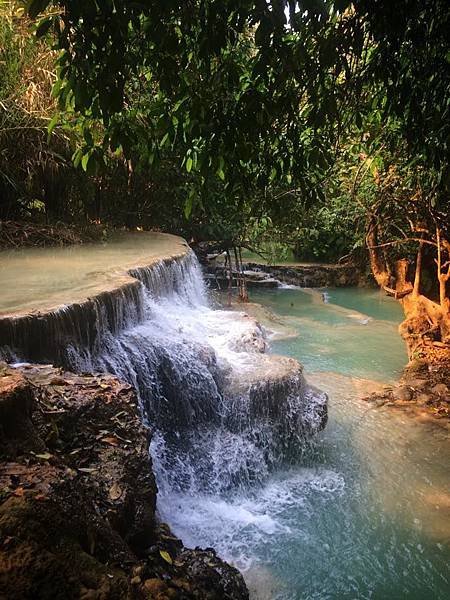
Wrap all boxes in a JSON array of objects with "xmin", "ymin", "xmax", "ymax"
[{"xmin": 1, "ymin": 1, "xmax": 449, "ymax": 348}]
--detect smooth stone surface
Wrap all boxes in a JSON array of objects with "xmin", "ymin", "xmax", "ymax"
[{"xmin": 0, "ymin": 231, "xmax": 189, "ymax": 317}]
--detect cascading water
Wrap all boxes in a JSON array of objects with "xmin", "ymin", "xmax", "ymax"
[
  {"xmin": 66, "ymin": 252, "xmax": 327, "ymax": 496},
  {"xmin": 3, "ymin": 241, "xmax": 449, "ymax": 598}
]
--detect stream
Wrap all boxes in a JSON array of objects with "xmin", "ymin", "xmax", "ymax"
[
  {"xmin": 159, "ymin": 286, "xmax": 450, "ymax": 599},
  {"xmin": 1, "ymin": 238, "xmax": 449, "ymax": 599}
]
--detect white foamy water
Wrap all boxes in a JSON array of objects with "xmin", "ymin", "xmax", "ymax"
[
  {"xmin": 157, "ymin": 466, "xmax": 346, "ymax": 573},
  {"xmin": 65, "ymin": 252, "xmax": 326, "ymax": 501}
]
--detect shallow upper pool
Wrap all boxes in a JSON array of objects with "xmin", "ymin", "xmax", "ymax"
[
  {"xmin": 248, "ymin": 286, "xmax": 406, "ymax": 382},
  {"xmin": 0, "ymin": 231, "xmax": 188, "ymax": 316}
]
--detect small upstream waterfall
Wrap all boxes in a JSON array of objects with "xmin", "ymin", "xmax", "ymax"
[{"xmin": 60, "ymin": 252, "xmax": 327, "ymax": 494}]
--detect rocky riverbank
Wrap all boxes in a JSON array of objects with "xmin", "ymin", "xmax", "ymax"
[
  {"xmin": 226, "ymin": 296, "xmax": 449, "ymax": 428},
  {"xmin": 363, "ymin": 349, "xmax": 450, "ymax": 426},
  {"xmin": 242, "ymin": 262, "xmax": 371, "ymax": 288},
  {"xmin": 0, "ymin": 363, "xmax": 248, "ymax": 600},
  {"xmin": 203, "ymin": 260, "xmax": 373, "ymax": 290}
]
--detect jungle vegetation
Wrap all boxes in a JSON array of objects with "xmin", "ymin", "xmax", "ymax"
[{"xmin": 0, "ymin": 0, "xmax": 449, "ymax": 354}]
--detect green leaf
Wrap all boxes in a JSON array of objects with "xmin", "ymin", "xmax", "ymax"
[
  {"xmin": 160, "ymin": 132, "xmax": 170, "ymax": 148},
  {"xmin": 184, "ymin": 189, "xmax": 195, "ymax": 218},
  {"xmin": 72, "ymin": 148, "xmax": 83, "ymax": 168},
  {"xmin": 47, "ymin": 113, "xmax": 59, "ymax": 140},
  {"xmin": 51, "ymin": 78, "xmax": 63, "ymax": 99},
  {"xmin": 186, "ymin": 156, "xmax": 193, "ymax": 173},
  {"xmin": 81, "ymin": 151, "xmax": 92, "ymax": 172}
]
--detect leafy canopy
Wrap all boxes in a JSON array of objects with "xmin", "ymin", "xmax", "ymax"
[
  {"xmin": 25, "ymin": 0, "xmax": 450, "ymax": 243},
  {"xmin": 28, "ymin": 0, "xmax": 362, "ymax": 215}
]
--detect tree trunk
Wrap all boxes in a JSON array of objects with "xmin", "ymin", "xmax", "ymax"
[
  {"xmin": 366, "ymin": 216, "xmax": 391, "ymax": 288},
  {"xmin": 366, "ymin": 219, "xmax": 450, "ymax": 358}
]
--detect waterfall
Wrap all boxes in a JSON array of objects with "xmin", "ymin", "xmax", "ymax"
[
  {"xmin": 1, "ymin": 248, "xmax": 326, "ymax": 496},
  {"xmin": 58, "ymin": 251, "xmax": 328, "ymax": 494}
]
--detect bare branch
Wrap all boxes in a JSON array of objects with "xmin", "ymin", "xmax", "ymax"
[{"xmin": 367, "ymin": 237, "xmax": 438, "ymax": 249}]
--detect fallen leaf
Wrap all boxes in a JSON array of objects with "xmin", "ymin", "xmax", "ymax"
[
  {"xmin": 78, "ymin": 467, "xmax": 97, "ymax": 473},
  {"xmin": 13, "ymin": 487, "xmax": 25, "ymax": 497},
  {"xmin": 34, "ymin": 453, "xmax": 53, "ymax": 460},
  {"xmin": 101, "ymin": 436, "xmax": 119, "ymax": 447},
  {"xmin": 159, "ymin": 550, "xmax": 173, "ymax": 565},
  {"xmin": 109, "ymin": 483, "xmax": 123, "ymax": 501}
]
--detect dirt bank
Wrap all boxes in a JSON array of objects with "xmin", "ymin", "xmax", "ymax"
[
  {"xmin": 0, "ymin": 221, "xmax": 112, "ymax": 249},
  {"xmin": 0, "ymin": 363, "xmax": 248, "ymax": 599}
]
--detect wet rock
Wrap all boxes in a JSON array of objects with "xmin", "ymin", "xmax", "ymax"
[
  {"xmin": 416, "ymin": 393, "xmax": 432, "ymax": 405},
  {"xmin": 178, "ymin": 548, "xmax": 249, "ymax": 599},
  {"xmin": 228, "ymin": 315, "xmax": 267, "ymax": 353},
  {"xmin": 246, "ymin": 278, "xmax": 279, "ymax": 289},
  {"xmin": 225, "ymin": 354, "xmax": 327, "ymax": 437},
  {"xmin": 392, "ymin": 386, "xmax": 413, "ymax": 401},
  {"xmin": 204, "ymin": 260, "xmax": 372, "ymax": 290},
  {"xmin": 0, "ymin": 364, "xmax": 249, "ymax": 600},
  {"xmin": 431, "ymin": 383, "xmax": 448, "ymax": 396},
  {"xmin": 241, "ymin": 262, "xmax": 367, "ymax": 288}
]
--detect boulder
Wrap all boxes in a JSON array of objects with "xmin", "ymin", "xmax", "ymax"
[{"xmin": 392, "ymin": 386, "xmax": 413, "ymax": 401}]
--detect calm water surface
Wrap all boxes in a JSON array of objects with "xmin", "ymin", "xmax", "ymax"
[{"xmin": 0, "ymin": 231, "xmax": 186, "ymax": 314}]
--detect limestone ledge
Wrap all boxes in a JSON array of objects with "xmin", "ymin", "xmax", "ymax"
[
  {"xmin": 224, "ymin": 353, "xmax": 328, "ymax": 435},
  {"xmin": 0, "ymin": 234, "xmax": 190, "ymax": 364},
  {"xmin": 206, "ymin": 261, "xmax": 373, "ymax": 289}
]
